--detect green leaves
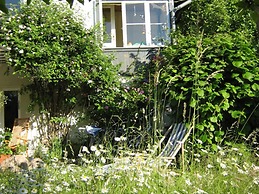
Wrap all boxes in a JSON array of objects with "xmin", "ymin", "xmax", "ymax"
[
  {"xmin": 0, "ymin": 0, "xmax": 8, "ymax": 14},
  {"xmin": 233, "ymin": 61, "xmax": 243, "ymax": 67},
  {"xmin": 0, "ymin": 0, "xmax": 86, "ymax": 13},
  {"xmin": 242, "ymin": 72, "xmax": 254, "ymax": 81},
  {"xmin": 161, "ymin": 27, "xmax": 259, "ymax": 151},
  {"xmin": 0, "ymin": 0, "xmax": 119, "ymax": 123}
]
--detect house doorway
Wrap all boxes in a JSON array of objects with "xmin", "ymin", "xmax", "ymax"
[{"xmin": 4, "ymin": 91, "xmax": 18, "ymax": 129}]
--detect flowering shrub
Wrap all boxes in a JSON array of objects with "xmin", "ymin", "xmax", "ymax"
[
  {"xmin": 0, "ymin": 92, "xmax": 6, "ymax": 108},
  {"xmin": 0, "ymin": 128, "xmax": 12, "ymax": 155},
  {"xmin": 0, "ymin": 0, "xmax": 120, "ymax": 140}
]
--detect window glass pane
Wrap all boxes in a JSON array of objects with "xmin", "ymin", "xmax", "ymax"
[
  {"xmin": 126, "ymin": 3, "xmax": 145, "ymax": 23},
  {"xmin": 103, "ymin": 8, "xmax": 112, "ymax": 43},
  {"xmin": 151, "ymin": 24, "xmax": 168, "ymax": 46},
  {"xmin": 150, "ymin": 3, "xmax": 167, "ymax": 24},
  {"xmin": 6, "ymin": 0, "xmax": 20, "ymax": 8},
  {"xmin": 127, "ymin": 25, "xmax": 146, "ymax": 46}
]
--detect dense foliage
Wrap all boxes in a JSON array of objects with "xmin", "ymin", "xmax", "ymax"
[
  {"xmin": 0, "ymin": 0, "xmax": 121, "ymax": 138},
  {"xmin": 177, "ymin": 0, "xmax": 257, "ymax": 37},
  {"xmin": 155, "ymin": 0, "xmax": 259, "ymax": 150},
  {"xmin": 161, "ymin": 32, "xmax": 259, "ymax": 149},
  {"xmin": 0, "ymin": 0, "xmax": 150, "ymax": 147}
]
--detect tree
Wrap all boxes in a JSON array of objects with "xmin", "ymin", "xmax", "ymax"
[
  {"xmin": 0, "ymin": 0, "xmax": 119, "ymax": 142},
  {"xmin": 0, "ymin": 0, "xmax": 85, "ymax": 13},
  {"xmin": 153, "ymin": 0, "xmax": 259, "ymax": 150}
]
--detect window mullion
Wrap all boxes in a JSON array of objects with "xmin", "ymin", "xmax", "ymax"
[
  {"xmin": 122, "ymin": 2, "xmax": 127, "ymax": 47},
  {"xmin": 145, "ymin": 2, "xmax": 151, "ymax": 46}
]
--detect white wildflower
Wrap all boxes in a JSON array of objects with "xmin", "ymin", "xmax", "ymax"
[
  {"xmin": 55, "ymin": 185, "xmax": 62, "ymax": 192},
  {"xmin": 90, "ymin": 145, "xmax": 97, "ymax": 152},
  {"xmin": 185, "ymin": 178, "xmax": 192, "ymax": 186},
  {"xmin": 220, "ymin": 163, "xmax": 227, "ymax": 169},
  {"xmin": 31, "ymin": 188, "xmax": 38, "ymax": 194},
  {"xmin": 207, "ymin": 164, "xmax": 213, "ymax": 169},
  {"xmin": 219, "ymin": 150, "xmax": 225, "ymax": 156},
  {"xmin": 201, "ymin": 149, "xmax": 208, "ymax": 154},
  {"xmin": 194, "ymin": 158, "xmax": 201, "ymax": 163},
  {"xmin": 237, "ymin": 168, "xmax": 246, "ymax": 174},
  {"xmin": 101, "ymin": 157, "xmax": 106, "ymax": 164},
  {"xmin": 82, "ymin": 146, "xmax": 90, "ymax": 153},
  {"xmin": 101, "ymin": 188, "xmax": 109, "ymax": 193},
  {"xmin": 78, "ymin": 153, "xmax": 83, "ymax": 157},
  {"xmin": 95, "ymin": 150, "xmax": 101, "ymax": 156},
  {"xmin": 197, "ymin": 139, "xmax": 203, "ymax": 144},
  {"xmin": 196, "ymin": 188, "xmax": 208, "ymax": 194},
  {"xmin": 19, "ymin": 49, "xmax": 24, "ymax": 54},
  {"xmin": 196, "ymin": 173, "xmax": 203, "ymax": 179},
  {"xmin": 114, "ymin": 137, "xmax": 121, "ymax": 142},
  {"xmin": 60, "ymin": 37, "xmax": 64, "ymax": 41},
  {"xmin": 81, "ymin": 175, "xmax": 90, "ymax": 182},
  {"xmin": 253, "ymin": 178, "xmax": 259, "ymax": 185},
  {"xmin": 222, "ymin": 171, "xmax": 228, "ymax": 176},
  {"xmin": 216, "ymin": 158, "xmax": 221, "ymax": 163},
  {"xmin": 120, "ymin": 136, "xmax": 127, "ymax": 141},
  {"xmin": 62, "ymin": 181, "xmax": 69, "ymax": 187},
  {"xmin": 18, "ymin": 188, "xmax": 28, "ymax": 194},
  {"xmin": 194, "ymin": 153, "xmax": 201, "ymax": 158},
  {"xmin": 252, "ymin": 164, "xmax": 259, "ymax": 172}
]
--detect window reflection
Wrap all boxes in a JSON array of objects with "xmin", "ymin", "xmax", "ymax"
[
  {"xmin": 103, "ymin": 8, "xmax": 112, "ymax": 43},
  {"xmin": 126, "ymin": 4, "xmax": 145, "ymax": 23},
  {"xmin": 150, "ymin": 3, "xmax": 168, "ymax": 46},
  {"xmin": 127, "ymin": 25, "xmax": 146, "ymax": 46}
]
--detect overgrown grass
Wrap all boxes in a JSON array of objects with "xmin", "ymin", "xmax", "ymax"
[{"xmin": 0, "ymin": 143, "xmax": 258, "ymax": 194}]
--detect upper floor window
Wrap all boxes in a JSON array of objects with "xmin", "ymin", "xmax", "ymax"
[
  {"xmin": 6, "ymin": 0, "xmax": 20, "ymax": 9},
  {"xmin": 99, "ymin": 0, "xmax": 170, "ymax": 48}
]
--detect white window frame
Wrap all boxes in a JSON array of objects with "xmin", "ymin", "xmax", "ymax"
[
  {"xmin": 103, "ymin": 5, "xmax": 116, "ymax": 47},
  {"xmin": 101, "ymin": 0, "xmax": 170, "ymax": 48}
]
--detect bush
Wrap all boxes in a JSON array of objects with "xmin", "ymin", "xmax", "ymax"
[
  {"xmin": 160, "ymin": 31, "xmax": 259, "ymax": 149},
  {"xmin": 0, "ymin": 0, "xmax": 121, "ymax": 141}
]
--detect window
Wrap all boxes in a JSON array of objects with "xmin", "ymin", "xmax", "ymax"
[
  {"xmin": 6, "ymin": 0, "xmax": 20, "ymax": 9},
  {"xmin": 100, "ymin": 0, "xmax": 170, "ymax": 48}
]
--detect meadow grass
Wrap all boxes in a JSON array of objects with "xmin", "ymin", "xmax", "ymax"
[{"xmin": 0, "ymin": 143, "xmax": 258, "ymax": 194}]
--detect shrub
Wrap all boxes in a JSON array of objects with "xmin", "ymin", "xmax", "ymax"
[
  {"xmin": 161, "ymin": 31, "xmax": 259, "ymax": 150},
  {"xmin": 0, "ymin": 0, "xmax": 121, "ymax": 141}
]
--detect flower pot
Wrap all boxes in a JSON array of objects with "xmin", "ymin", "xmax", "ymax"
[{"xmin": 0, "ymin": 154, "xmax": 11, "ymax": 164}]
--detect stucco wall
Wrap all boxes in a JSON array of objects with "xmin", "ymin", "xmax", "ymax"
[{"xmin": 0, "ymin": 63, "xmax": 32, "ymax": 128}]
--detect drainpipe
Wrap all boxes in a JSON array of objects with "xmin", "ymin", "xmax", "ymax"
[{"xmin": 170, "ymin": 0, "xmax": 193, "ymax": 32}]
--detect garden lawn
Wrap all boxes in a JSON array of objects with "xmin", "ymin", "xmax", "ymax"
[{"xmin": 0, "ymin": 144, "xmax": 258, "ymax": 194}]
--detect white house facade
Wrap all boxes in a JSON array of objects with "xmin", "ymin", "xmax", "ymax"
[{"xmin": 0, "ymin": 0, "xmax": 192, "ymax": 155}]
